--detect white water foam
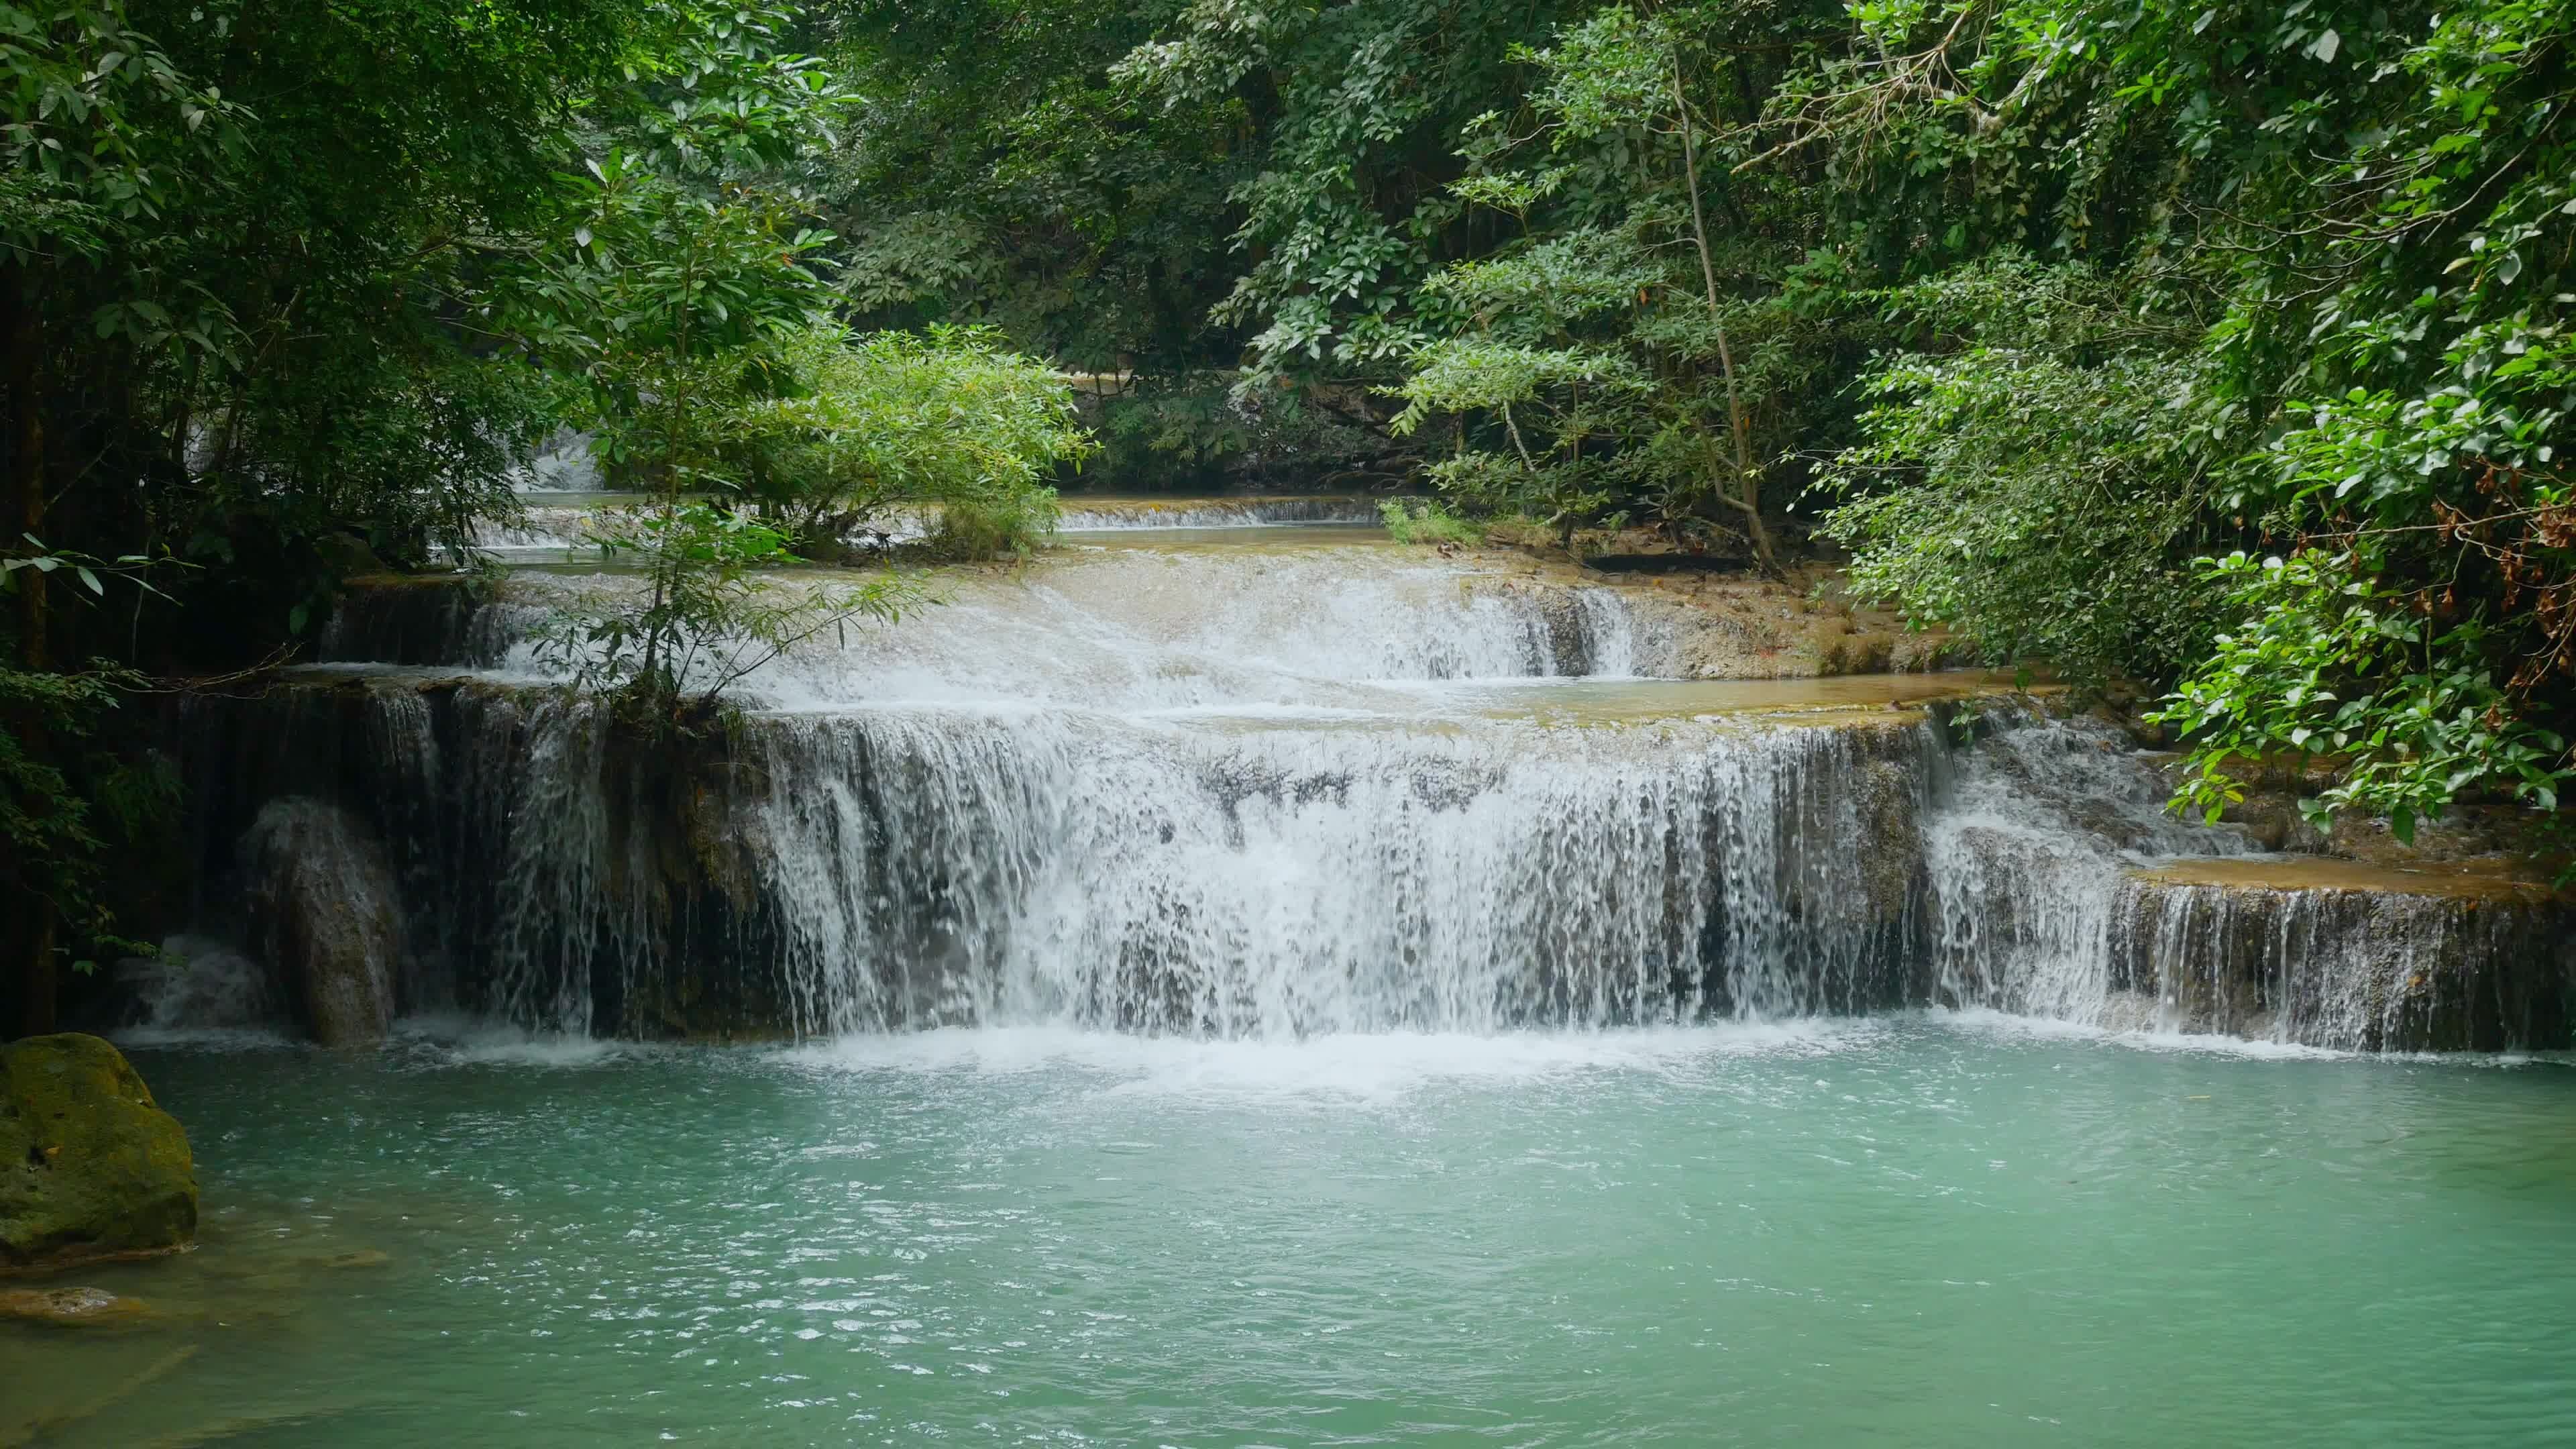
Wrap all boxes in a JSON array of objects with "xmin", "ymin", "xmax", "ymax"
[
  {"xmin": 114, "ymin": 934, "xmax": 299, "ymax": 1049},
  {"xmin": 1054, "ymin": 498, "xmax": 1383, "ymax": 531},
  {"xmin": 771, "ymin": 1019, "xmax": 1872, "ymax": 1102},
  {"xmin": 1914, "ymin": 1006, "xmax": 2365, "ymax": 1061},
  {"xmin": 1923, "ymin": 716, "xmax": 2253, "ymax": 1022},
  {"xmin": 724, "ymin": 705, "xmax": 1925, "ymax": 1038},
  {"xmin": 386, "ymin": 1014, "xmax": 670, "ymax": 1068}
]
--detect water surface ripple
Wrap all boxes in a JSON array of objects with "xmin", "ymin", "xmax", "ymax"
[{"xmin": 12, "ymin": 1019, "xmax": 2576, "ymax": 1447}]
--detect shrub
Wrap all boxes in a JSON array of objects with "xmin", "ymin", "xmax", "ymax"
[{"xmin": 1379, "ymin": 498, "xmax": 1485, "ymax": 546}]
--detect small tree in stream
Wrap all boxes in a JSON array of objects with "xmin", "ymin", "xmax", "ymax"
[
  {"xmin": 504, "ymin": 0, "xmax": 914, "ymax": 725},
  {"xmin": 714, "ymin": 321, "xmax": 1091, "ymax": 559}
]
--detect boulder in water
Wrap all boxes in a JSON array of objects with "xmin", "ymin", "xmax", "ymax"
[
  {"xmin": 1, "ymin": 1033, "xmax": 197, "ymax": 1275},
  {"xmin": 242, "ymin": 796, "xmax": 401, "ymax": 1047}
]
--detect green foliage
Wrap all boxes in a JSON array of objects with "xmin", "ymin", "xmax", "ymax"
[
  {"xmin": 1, "ymin": 537, "xmax": 172, "ymax": 606},
  {"xmin": 0, "ymin": 661, "xmax": 143, "ymax": 964},
  {"xmin": 0, "ymin": 543, "xmax": 183, "ymax": 971},
  {"xmin": 1784, "ymin": 0, "xmax": 2576, "ymax": 837},
  {"xmin": 5, "ymin": 0, "xmax": 642, "ymax": 646},
  {"xmin": 1, "ymin": 0, "xmax": 246, "ymax": 270},
  {"xmin": 1113, "ymin": 0, "xmax": 1613, "ymax": 382},
  {"xmin": 2150, "ymin": 552, "xmax": 2570, "ymax": 843},
  {"xmin": 821, "ymin": 0, "xmax": 1247, "ymax": 368},
  {"xmin": 1085, "ymin": 375, "xmax": 1395, "ymax": 492},
  {"xmin": 721, "ymin": 323, "xmax": 1089, "ymax": 551},
  {"xmin": 1817, "ymin": 262, "xmax": 2219, "ymax": 679},
  {"xmin": 1087, "ymin": 380, "xmax": 1264, "ymax": 491},
  {"xmin": 492, "ymin": 1, "xmax": 955, "ymax": 718},
  {"xmin": 1386, "ymin": 5, "xmax": 1820, "ymax": 558},
  {"xmin": 1378, "ymin": 498, "xmax": 1485, "ymax": 546},
  {"xmin": 531, "ymin": 320, "xmax": 1082, "ymax": 704},
  {"xmin": 1, "ymin": 538, "xmax": 184, "ymax": 983},
  {"xmin": 916, "ymin": 492, "xmax": 1063, "ymax": 563},
  {"xmin": 498, "ymin": 0, "xmax": 849, "ymax": 492}
]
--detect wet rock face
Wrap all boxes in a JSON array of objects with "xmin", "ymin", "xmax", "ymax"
[
  {"xmin": 1849, "ymin": 757, "xmax": 1925, "ymax": 928},
  {"xmin": 316, "ymin": 575, "xmax": 485, "ymax": 665},
  {"xmin": 242, "ymin": 797, "xmax": 401, "ymax": 1048},
  {"xmin": 1, "ymin": 1034, "xmax": 197, "ymax": 1275}
]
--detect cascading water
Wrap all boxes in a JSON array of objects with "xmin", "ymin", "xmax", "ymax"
[
  {"xmin": 174, "ymin": 525, "xmax": 2572, "ymax": 1051},
  {"xmin": 1921, "ymin": 712, "xmax": 2259, "ymax": 1021},
  {"xmin": 118, "ymin": 934, "xmax": 278, "ymax": 1039},
  {"xmin": 2108, "ymin": 859, "xmax": 2576, "ymax": 1049},
  {"xmin": 1053, "ymin": 496, "xmax": 1384, "ymax": 529},
  {"xmin": 320, "ymin": 535, "xmax": 1667, "ymax": 694},
  {"xmin": 739, "ymin": 706, "xmax": 1927, "ymax": 1036}
]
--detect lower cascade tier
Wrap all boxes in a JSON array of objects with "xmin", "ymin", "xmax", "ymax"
[
  {"xmin": 160, "ymin": 674, "xmax": 2576, "ymax": 1051},
  {"xmin": 2110, "ymin": 859, "xmax": 2574, "ymax": 1051}
]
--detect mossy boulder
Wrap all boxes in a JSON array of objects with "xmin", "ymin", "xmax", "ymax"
[{"xmin": 1, "ymin": 1034, "xmax": 197, "ymax": 1275}]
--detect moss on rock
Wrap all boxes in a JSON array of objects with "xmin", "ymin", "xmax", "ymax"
[{"xmin": 1, "ymin": 1034, "xmax": 197, "ymax": 1275}]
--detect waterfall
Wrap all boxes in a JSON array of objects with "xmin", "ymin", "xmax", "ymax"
[
  {"xmin": 2108, "ymin": 863, "xmax": 2575, "ymax": 1049},
  {"xmin": 739, "ymin": 707, "xmax": 1928, "ymax": 1036},
  {"xmin": 319, "ymin": 545, "xmax": 1676, "ymax": 697},
  {"xmin": 468, "ymin": 494, "xmax": 1386, "ymax": 560},
  {"xmin": 179, "ymin": 682, "xmax": 1935, "ymax": 1038},
  {"xmin": 1573, "ymin": 589, "xmax": 1642, "ymax": 678},
  {"xmin": 1923, "ymin": 714, "xmax": 2258, "ymax": 1021},
  {"xmin": 170, "ymin": 533, "xmax": 2572, "ymax": 1051},
  {"xmin": 1054, "ymin": 497, "xmax": 1384, "ymax": 529},
  {"xmin": 118, "ymin": 935, "xmax": 278, "ymax": 1038}
]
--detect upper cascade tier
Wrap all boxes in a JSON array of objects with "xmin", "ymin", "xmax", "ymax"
[
  {"xmin": 323, "ymin": 531, "xmax": 1948, "ymax": 703},
  {"xmin": 329, "ymin": 535, "xmax": 1660, "ymax": 706}
]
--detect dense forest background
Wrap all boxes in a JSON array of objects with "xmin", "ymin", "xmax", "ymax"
[{"xmin": 6, "ymin": 0, "xmax": 2573, "ymax": 1020}]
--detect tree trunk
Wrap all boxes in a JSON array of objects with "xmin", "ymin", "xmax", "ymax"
[
  {"xmin": 1672, "ymin": 58, "xmax": 1776, "ymax": 571},
  {"xmin": 17, "ymin": 913, "xmax": 59, "ymax": 1038},
  {"xmin": 4, "ymin": 260, "xmax": 46, "ymax": 665},
  {"xmin": 3, "ymin": 257, "xmax": 60, "ymax": 1035}
]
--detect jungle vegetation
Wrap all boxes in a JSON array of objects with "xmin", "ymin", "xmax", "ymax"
[{"xmin": 6, "ymin": 0, "xmax": 2573, "ymax": 1026}]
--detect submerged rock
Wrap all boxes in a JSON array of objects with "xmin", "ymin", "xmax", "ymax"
[
  {"xmin": 1, "ymin": 1033, "xmax": 197, "ymax": 1274},
  {"xmin": 242, "ymin": 796, "xmax": 401, "ymax": 1047},
  {"xmin": 0, "ymin": 1283, "xmax": 153, "ymax": 1326}
]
